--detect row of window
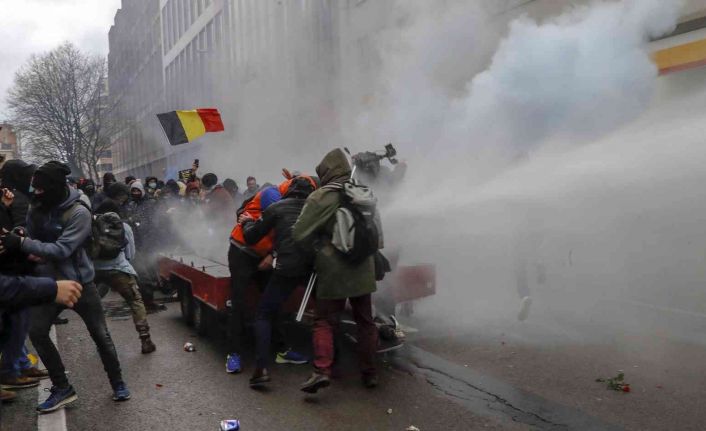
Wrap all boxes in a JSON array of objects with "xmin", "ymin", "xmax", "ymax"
[{"xmin": 162, "ymin": 0, "xmax": 213, "ymax": 52}]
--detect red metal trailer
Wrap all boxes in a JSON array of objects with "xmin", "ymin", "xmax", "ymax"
[{"xmin": 158, "ymin": 253, "xmax": 436, "ymax": 336}]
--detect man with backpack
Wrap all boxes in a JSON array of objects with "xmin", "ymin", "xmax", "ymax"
[
  {"xmin": 0, "ymin": 161, "xmax": 130, "ymax": 412},
  {"xmin": 93, "ymin": 200, "xmax": 156, "ymax": 354},
  {"xmin": 293, "ymin": 148, "xmax": 380, "ymax": 393}
]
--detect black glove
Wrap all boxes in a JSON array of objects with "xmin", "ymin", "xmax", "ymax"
[
  {"xmin": 11, "ymin": 226, "xmax": 26, "ymax": 237},
  {"xmin": 0, "ymin": 232, "xmax": 23, "ymax": 254}
]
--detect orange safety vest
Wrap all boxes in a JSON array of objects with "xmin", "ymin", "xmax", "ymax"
[{"xmin": 230, "ymin": 190, "xmax": 275, "ymax": 257}]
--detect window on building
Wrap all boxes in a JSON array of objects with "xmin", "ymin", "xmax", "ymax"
[
  {"xmin": 99, "ymin": 150, "xmax": 112, "ymax": 158},
  {"xmin": 98, "ymin": 163, "xmax": 113, "ymax": 172},
  {"xmin": 1, "ymin": 143, "xmax": 12, "ymax": 150}
]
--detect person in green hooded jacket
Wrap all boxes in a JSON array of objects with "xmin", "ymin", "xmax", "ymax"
[{"xmin": 293, "ymin": 148, "xmax": 379, "ymax": 393}]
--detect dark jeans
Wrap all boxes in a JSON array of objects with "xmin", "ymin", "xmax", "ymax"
[
  {"xmin": 29, "ymin": 282, "xmax": 123, "ymax": 389},
  {"xmin": 0, "ymin": 310, "xmax": 30, "ymax": 378},
  {"xmin": 227, "ymin": 244, "xmax": 265, "ymax": 354},
  {"xmin": 313, "ymin": 294, "xmax": 377, "ymax": 377},
  {"xmin": 254, "ymin": 273, "xmax": 304, "ymax": 369}
]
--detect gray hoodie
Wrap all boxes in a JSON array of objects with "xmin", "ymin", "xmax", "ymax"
[{"xmin": 22, "ymin": 188, "xmax": 95, "ymax": 284}]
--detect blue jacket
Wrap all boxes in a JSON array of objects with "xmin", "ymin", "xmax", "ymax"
[
  {"xmin": 0, "ymin": 273, "xmax": 56, "ymax": 348},
  {"xmin": 0, "ymin": 274, "xmax": 56, "ymax": 311},
  {"xmin": 22, "ymin": 188, "xmax": 95, "ymax": 284}
]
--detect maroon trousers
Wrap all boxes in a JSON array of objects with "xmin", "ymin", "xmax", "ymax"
[{"xmin": 312, "ymin": 294, "xmax": 378, "ymax": 377}]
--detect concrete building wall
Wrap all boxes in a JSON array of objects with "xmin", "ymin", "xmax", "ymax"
[
  {"xmin": 108, "ymin": 0, "xmax": 706, "ymax": 179},
  {"xmin": 108, "ymin": 0, "xmax": 165, "ymax": 180},
  {"xmin": 0, "ymin": 123, "xmax": 19, "ymax": 165},
  {"xmin": 158, "ymin": 0, "xmax": 338, "ymax": 178}
]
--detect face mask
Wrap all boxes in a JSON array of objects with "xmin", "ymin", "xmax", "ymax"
[
  {"xmin": 131, "ymin": 193, "xmax": 142, "ymax": 201},
  {"xmin": 148, "ymin": 182, "xmax": 157, "ymax": 189},
  {"xmin": 32, "ymin": 189, "xmax": 63, "ymax": 208}
]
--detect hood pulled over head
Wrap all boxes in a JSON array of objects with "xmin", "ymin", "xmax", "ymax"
[
  {"xmin": 31, "ymin": 161, "xmax": 71, "ymax": 209},
  {"xmin": 0, "ymin": 159, "xmax": 36, "ymax": 194},
  {"xmin": 315, "ymin": 148, "xmax": 351, "ymax": 186}
]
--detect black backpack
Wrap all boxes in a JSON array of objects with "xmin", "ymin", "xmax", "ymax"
[
  {"xmin": 328, "ymin": 180, "xmax": 383, "ymax": 264},
  {"xmin": 88, "ymin": 212, "xmax": 126, "ymax": 260}
]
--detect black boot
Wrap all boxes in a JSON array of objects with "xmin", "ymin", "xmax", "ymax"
[{"xmin": 140, "ymin": 334, "xmax": 156, "ymax": 354}]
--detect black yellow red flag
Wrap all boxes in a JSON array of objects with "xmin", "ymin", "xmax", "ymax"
[{"xmin": 157, "ymin": 108, "xmax": 224, "ymax": 146}]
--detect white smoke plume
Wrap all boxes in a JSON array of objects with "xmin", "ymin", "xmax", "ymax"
[{"xmin": 363, "ymin": 0, "xmax": 698, "ymax": 339}]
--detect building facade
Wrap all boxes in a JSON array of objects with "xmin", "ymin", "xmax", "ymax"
[
  {"xmin": 0, "ymin": 123, "xmax": 20, "ymax": 164},
  {"xmin": 107, "ymin": 0, "xmax": 706, "ymax": 179},
  {"xmin": 108, "ymin": 0, "xmax": 166, "ymax": 179}
]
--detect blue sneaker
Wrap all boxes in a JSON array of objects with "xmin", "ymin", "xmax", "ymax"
[
  {"xmin": 226, "ymin": 353, "xmax": 242, "ymax": 374},
  {"xmin": 275, "ymin": 349, "xmax": 309, "ymax": 365},
  {"xmin": 37, "ymin": 385, "xmax": 77, "ymax": 413},
  {"xmin": 111, "ymin": 382, "xmax": 131, "ymax": 401}
]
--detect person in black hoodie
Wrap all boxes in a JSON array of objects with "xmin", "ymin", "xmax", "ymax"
[
  {"xmin": 0, "ymin": 159, "xmax": 35, "ymax": 229},
  {"xmin": 92, "ymin": 172, "xmax": 117, "ymax": 209},
  {"xmin": 0, "ymin": 161, "xmax": 130, "ymax": 412},
  {"xmin": 0, "ymin": 161, "xmax": 46, "ymax": 391},
  {"xmin": 241, "ymin": 176, "xmax": 316, "ymax": 387}
]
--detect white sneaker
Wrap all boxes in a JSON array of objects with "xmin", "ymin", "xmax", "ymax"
[{"xmin": 518, "ymin": 296, "xmax": 532, "ymax": 321}]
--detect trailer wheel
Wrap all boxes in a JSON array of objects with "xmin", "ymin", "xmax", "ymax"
[
  {"xmin": 179, "ymin": 286, "xmax": 195, "ymax": 326},
  {"xmin": 193, "ymin": 300, "xmax": 210, "ymax": 336}
]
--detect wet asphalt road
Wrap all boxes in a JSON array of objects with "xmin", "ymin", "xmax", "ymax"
[
  {"xmin": 7, "ymin": 290, "xmax": 690, "ymax": 431},
  {"xmin": 2, "ymin": 292, "xmax": 520, "ymax": 431}
]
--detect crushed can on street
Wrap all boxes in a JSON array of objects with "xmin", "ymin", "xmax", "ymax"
[
  {"xmin": 183, "ymin": 342, "xmax": 196, "ymax": 352},
  {"xmin": 220, "ymin": 419, "xmax": 240, "ymax": 430}
]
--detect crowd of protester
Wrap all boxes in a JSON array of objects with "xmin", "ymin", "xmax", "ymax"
[{"xmin": 0, "ymin": 148, "xmax": 398, "ymax": 415}]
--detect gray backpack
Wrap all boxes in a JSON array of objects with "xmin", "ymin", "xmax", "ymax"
[{"xmin": 327, "ymin": 180, "xmax": 384, "ymax": 264}]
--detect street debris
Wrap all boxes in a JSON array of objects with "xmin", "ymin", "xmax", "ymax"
[
  {"xmin": 596, "ymin": 371, "xmax": 631, "ymax": 393},
  {"xmin": 406, "ymin": 426, "xmax": 421, "ymax": 431},
  {"xmin": 387, "ymin": 408, "xmax": 393, "ymax": 414},
  {"xmin": 184, "ymin": 342, "xmax": 196, "ymax": 352},
  {"xmin": 155, "ymin": 383, "xmax": 163, "ymax": 389},
  {"xmin": 220, "ymin": 419, "xmax": 241, "ymax": 430}
]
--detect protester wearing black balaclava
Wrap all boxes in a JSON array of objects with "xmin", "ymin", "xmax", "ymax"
[
  {"xmin": 103, "ymin": 172, "xmax": 116, "ymax": 189},
  {"xmin": 0, "ymin": 159, "xmax": 36, "ymax": 229},
  {"xmin": 1, "ymin": 160, "xmax": 131, "ymax": 409},
  {"xmin": 93, "ymin": 172, "xmax": 116, "ymax": 209},
  {"xmin": 30, "ymin": 161, "xmax": 71, "ymax": 210}
]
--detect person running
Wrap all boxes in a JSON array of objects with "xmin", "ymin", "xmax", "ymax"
[
  {"xmin": 0, "ymin": 161, "xmax": 130, "ymax": 413},
  {"xmin": 93, "ymin": 200, "xmax": 157, "ymax": 354}
]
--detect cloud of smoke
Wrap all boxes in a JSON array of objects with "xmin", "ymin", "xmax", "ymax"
[{"xmin": 360, "ymin": 0, "xmax": 697, "ymax": 340}]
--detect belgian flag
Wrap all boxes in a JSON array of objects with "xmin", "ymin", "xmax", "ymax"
[{"xmin": 157, "ymin": 108, "xmax": 225, "ymax": 146}]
